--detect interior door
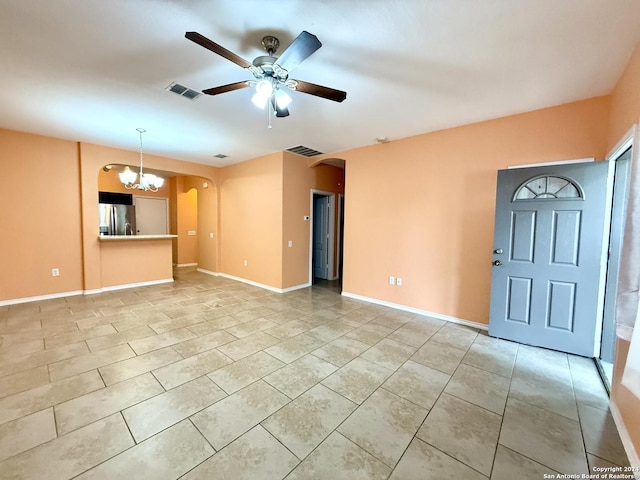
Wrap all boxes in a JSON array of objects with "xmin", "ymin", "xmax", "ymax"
[
  {"xmin": 489, "ymin": 161, "xmax": 612, "ymax": 357},
  {"xmin": 134, "ymin": 196, "xmax": 168, "ymax": 235},
  {"xmin": 313, "ymin": 195, "xmax": 329, "ymax": 279}
]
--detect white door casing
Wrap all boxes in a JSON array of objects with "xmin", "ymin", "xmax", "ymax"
[
  {"xmin": 313, "ymin": 195, "xmax": 329, "ymax": 279},
  {"xmin": 309, "ymin": 190, "xmax": 335, "ymax": 283}
]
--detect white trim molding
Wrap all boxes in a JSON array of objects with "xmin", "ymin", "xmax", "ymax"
[
  {"xmin": 341, "ymin": 291, "xmax": 489, "ymax": 331},
  {"xmin": 214, "ymin": 272, "xmax": 310, "ymax": 294},
  {"xmin": 507, "ymin": 158, "xmax": 595, "ymax": 169},
  {"xmin": 606, "ymin": 124, "xmax": 637, "ymax": 161},
  {"xmin": 196, "ymin": 268, "xmax": 218, "ymax": 277},
  {"xmin": 97, "ymin": 278, "xmax": 174, "ymax": 293},
  {"xmin": 0, "ymin": 277, "xmax": 175, "ymax": 304},
  {"xmin": 175, "ymin": 263, "xmax": 198, "ymax": 268},
  {"xmin": 0, "ymin": 290, "xmax": 84, "ymax": 306}
]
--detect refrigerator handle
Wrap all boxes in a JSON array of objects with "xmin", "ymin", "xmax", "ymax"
[{"xmin": 111, "ymin": 206, "xmax": 117, "ymax": 235}]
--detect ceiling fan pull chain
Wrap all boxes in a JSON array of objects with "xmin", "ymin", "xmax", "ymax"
[{"xmin": 268, "ymin": 97, "xmax": 273, "ymax": 129}]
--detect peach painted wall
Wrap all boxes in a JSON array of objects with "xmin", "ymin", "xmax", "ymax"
[
  {"xmin": 340, "ymin": 96, "xmax": 610, "ymax": 324},
  {"xmin": 608, "ymin": 42, "xmax": 640, "ymax": 148},
  {"xmin": 182, "ymin": 175, "xmax": 218, "ymax": 272},
  {"xmin": 172, "ymin": 176, "xmax": 198, "ymax": 266},
  {"xmin": 169, "ymin": 175, "xmax": 217, "ymax": 272},
  {"xmin": 282, "ymin": 153, "xmax": 344, "ymax": 288},
  {"xmin": 0, "ymin": 129, "xmax": 84, "ymax": 301},
  {"xmin": 79, "ymin": 142, "xmax": 218, "ymax": 291},
  {"xmin": 607, "ymin": 39, "xmax": 640, "ymax": 466},
  {"xmin": 99, "ymin": 239, "xmax": 173, "ymax": 287},
  {"xmin": 218, "ymin": 152, "xmax": 283, "ymax": 287},
  {"xmin": 0, "ymin": 129, "xmax": 219, "ymax": 301},
  {"xmin": 169, "ymin": 177, "xmax": 179, "ymax": 262},
  {"xmin": 191, "ymin": 178, "xmax": 218, "ymax": 274}
]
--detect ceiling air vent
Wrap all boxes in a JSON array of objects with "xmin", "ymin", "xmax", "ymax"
[
  {"xmin": 213, "ymin": 154, "xmax": 228, "ymax": 159},
  {"xmin": 165, "ymin": 82, "xmax": 202, "ymax": 100},
  {"xmin": 286, "ymin": 145, "xmax": 323, "ymax": 157}
]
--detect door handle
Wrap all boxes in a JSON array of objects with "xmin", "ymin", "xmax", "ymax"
[{"xmin": 492, "ymin": 260, "xmax": 502, "ymax": 266}]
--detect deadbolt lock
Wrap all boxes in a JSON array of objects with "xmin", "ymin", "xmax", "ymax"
[{"xmin": 494, "ymin": 248, "xmax": 503, "ymax": 254}]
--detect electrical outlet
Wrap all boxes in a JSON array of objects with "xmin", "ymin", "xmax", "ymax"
[
  {"xmin": 187, "ymin": 230, "xmax": 196, "ymax": 236},
  {"xmin": 396, "ymin": 277, "xmax": 403, "ymax": 286},
  {"xmin": 388, "ymin": 276, "xmax": 395, "ymax": 285},
  {"xmin": 52, "ymin": 268, "xmax": 60, "ymax": 277},
  {"xmin": 209, "ymin": 232, "xmax": 214, "ymax": 239},
  {"xmin": 243, "ymin": 260, "xmax": 248, "ymax": 267},
  {"xmin": 288, "ymin": 240, "xmax": 293, "ymax": 247}
]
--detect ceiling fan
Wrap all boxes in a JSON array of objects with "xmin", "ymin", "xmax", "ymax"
[{"xmin": 185, "ymin": 30, "xmax": 347, "ymax": 117}]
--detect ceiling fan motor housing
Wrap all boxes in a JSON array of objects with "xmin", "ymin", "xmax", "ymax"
[
  {"xmin": 261, "ymin": 35, "xmax": 280, "ymax": 55},
  {"xmin": 252, "ymin": 55, "xmax": 290, "ymax": 85},
  {"xmin": 185, "ymin": 30, "xmax": 346, "ymax": 106}
]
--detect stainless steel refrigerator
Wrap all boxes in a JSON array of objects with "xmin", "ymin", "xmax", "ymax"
[{"xmin": 99, "ymin": 204, "xmax": 136, "ymax": 235}]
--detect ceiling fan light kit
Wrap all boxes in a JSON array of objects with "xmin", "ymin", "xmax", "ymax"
[{"xmin": 185, "ymin": 30, "xmax": 346, "ymax": 121}]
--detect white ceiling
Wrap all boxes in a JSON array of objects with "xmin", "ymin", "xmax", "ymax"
[{"xmin": 1, "ymin": 0, "xmax": 640, "ymax": 167}]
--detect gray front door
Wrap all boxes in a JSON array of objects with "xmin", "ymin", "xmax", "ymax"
[{"xmin": 489, "ymin": 161, "xmax": 612, "ymax": 357}]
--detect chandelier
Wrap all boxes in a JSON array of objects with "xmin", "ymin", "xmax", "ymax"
[{"xmin": 119, "ymin": 128, "xmax": 164, "ymax": 192}]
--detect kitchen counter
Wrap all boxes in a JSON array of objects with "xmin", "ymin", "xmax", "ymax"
[
  {"xmin": 98, "ymin": 234, "xmax": 178, "ymax": 241},
  {"xmin": 98, "ymin": 235, "xmax": 175, "ymax": 288}
]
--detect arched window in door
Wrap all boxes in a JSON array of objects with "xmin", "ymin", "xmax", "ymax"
[{"xmin": 513, "ymin": 175, "xmax": 583, "ymax": 200}]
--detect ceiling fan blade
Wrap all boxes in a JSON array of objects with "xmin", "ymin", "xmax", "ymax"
[
  {"xmin": 275, "ymin": 31, "xmax": 322, "ymax": 73},
  {"xmin": 293, "ymin": 80, "xmax": 347, "ymax": 103},
  {"xmin": 270, "ymin": 97, "xmax": 290, "ymax": 117},
  {"xmin": 185, "ymin": 32, "xmax": 252, "ymax": 69},
  {"xmin": 202, "ymin": 81, "xmax": 250, "ymax": 96}
]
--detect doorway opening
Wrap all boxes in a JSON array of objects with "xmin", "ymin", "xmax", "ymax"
[
  {"xmin": 173, "ymin": 187, "xmax": 198, "ymax": 268},
  {"xmin": 309, "ymin": 190, "xmax": 343, "ymax": 290}
]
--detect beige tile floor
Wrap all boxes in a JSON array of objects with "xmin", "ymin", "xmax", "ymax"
[{"xmin": 0, "ymin": 269, "xmax": 630, "ymax": 479}]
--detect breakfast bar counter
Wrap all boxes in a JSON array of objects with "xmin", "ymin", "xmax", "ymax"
[
  {"xmin": 97, "ymin": 235, "xmax": 177, "ymax": 289},
  {"xmin": 98, "ymin": 234, "xmax": 178, "ymax": 241}
]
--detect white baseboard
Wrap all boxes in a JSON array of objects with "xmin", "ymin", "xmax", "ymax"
[
  {"xmin": 281, "ymin": 282, "xmax": 311, "ymax": 293},
  {"xmin": 0, "ymin": 278, "xmax": 174, "ymax": 304},
  {"xmin": 0, "ymin": 290, "xmax": 84, "ymax": 306},
  {"xmin": 175, "ymin": 263, "xmax": 198, "ymax": 267},
  {"xmin": 610, "ymin": 400, "xmax": 640, "ymax": 474},
  {"xmin": 213, "ymin": 272, "xmax": 309, "ymax": 294},
  {"xmin": 196, "ymin": 268, "xmax": 219, "ymax": 277},
  {"xmin": 341, "ymin": 291, "xmax": 488, "ymax": 331},
  {"xmin": 88, "ymin": 278, "xmax": 174, "ymax": 294}
]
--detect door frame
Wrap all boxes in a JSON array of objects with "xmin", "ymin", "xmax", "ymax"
[
  {"xmin": 336, "ymin": 193, "xmax": 345, "ymax": 284},
  {"xmin": 308, "ymin": 189, "xmax": 336, "ymax": 284},
  {"xmin": 598, "ymin": 125, "xmax": 638, "ymax": 380}
]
